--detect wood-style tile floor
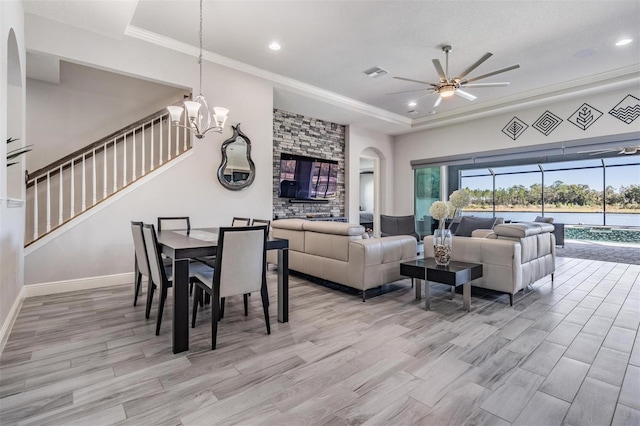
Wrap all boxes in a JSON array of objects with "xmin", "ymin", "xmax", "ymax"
[{"xmin": 1, "ymin": 257, "xmax": 638, "ymax": 425}]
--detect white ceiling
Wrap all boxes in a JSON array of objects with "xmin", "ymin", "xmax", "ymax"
[{"xmin": 23, "ymin": 0, "xmax": 640, "ymax": 135}]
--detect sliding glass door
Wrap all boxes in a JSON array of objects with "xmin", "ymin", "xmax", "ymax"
[{"xmin": 414, "ymin": 167, "xmax": 441, "ymax": 237}]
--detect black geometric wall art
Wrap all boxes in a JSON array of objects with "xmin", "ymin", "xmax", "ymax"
[
  {"xmin": 609, "ymin": 94, "xmax": 640, "ymax": 124},
  {"xmin": 568, "ymin": 103, "xmax": 603, "ymax": 131},
  {"xmin": 532, "ymin": 110, "xmax": 563, "ymax": 136},
  {"xmin": 502, "ymin": 117, "xmax": 528, "ymax": 140}
]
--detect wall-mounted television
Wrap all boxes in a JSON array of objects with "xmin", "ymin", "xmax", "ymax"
[{"xmin": 278, "ymin": 153, "xmax": 338, "ymax": 200}]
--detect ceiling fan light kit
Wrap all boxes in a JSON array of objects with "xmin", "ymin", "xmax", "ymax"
[
  {"xmin": 391, "ymin": 44, "xmax": 520, "ymax": 109},
  {"xmin": 438, "ymin": 85, "xmax": 456, "ymax": 97}
]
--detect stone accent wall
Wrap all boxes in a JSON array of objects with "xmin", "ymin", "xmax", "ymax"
[{"xmin": 273, "ymin": 109, "xmax": 345, "ymax": 219}]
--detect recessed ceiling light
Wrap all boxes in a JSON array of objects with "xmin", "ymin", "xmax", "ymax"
[
  {"xmin": 616, "ymin": 38, "xmax": 633, "ymax": 46},
  {"xmin": 269, "ymin": 42, "xmax": 281, "ymax": 51},
  {"xmin": 408, "ymin": 101, "xmax": 417, "ymax": 107}
]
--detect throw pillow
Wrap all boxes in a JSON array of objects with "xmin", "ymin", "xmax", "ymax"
[
  {"xmin": 454, "ymin": 216, "xmax": 498, "ymax": 237},
  {"xmin": 534, "ymin": 216, "xmax": 554, "ymax": 223}
]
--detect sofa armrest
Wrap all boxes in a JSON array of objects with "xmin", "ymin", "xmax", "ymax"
[
  {"xmin": 347, "ymin": 235, "xmax": 417, "ymax": 291},
  {"xmin": 349, "ymin": 235, "xmax": 417, "ymax": 267}
]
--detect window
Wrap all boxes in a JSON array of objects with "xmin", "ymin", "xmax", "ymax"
[{"xmin": 443, "ymin": 156, "xmax": 640, "ymax": 226}]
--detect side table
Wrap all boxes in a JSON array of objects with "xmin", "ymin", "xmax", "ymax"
[{"xmin": 400, "ymin": 257, "xmax": 483, "ymax": 311}]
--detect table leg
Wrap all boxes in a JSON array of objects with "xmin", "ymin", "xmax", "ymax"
[
  {"xmin": 277, "ymin": 248, "xmax": 289, "ymax": 323},
  {"xmin": 463, "ymin": 282, "xmax": 471, "ymax": 312},
  {"xmin": 414, "ymin": 278, "xmax": 422, "ymax": 300},
  {"xmin": 172, "ymin": 258, "xmax": 190, "ymax": 354},
  {"xmin": 425, "ymin": 281, "xmax": 431, "ymax": 311},
  {"xmin": 451, "ymin": 286, "xmax": 455, "ymax": 300}
]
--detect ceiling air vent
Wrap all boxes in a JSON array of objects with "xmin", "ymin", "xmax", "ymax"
[{"xmin": 362, "ymin": 66, "xmax": 388, "ymax": 78}]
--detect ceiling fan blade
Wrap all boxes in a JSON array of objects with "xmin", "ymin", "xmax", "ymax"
[
  {"xmin": 461, "ymin": 64, "xmax": 520, "ymax": 84},
  {"xmin": 455, "ymin": 52, "xmax": 493, "ymax": 80},
  {"xmin": 432, "ymin": 59, "xmax": 448, "ymax": 82},
  {"xmin": 455, "ymin": 89, "xmax": 477, "ymax": 101},
  {"xmin": 462, "ymin": 82, "xmax": 511, "ymax": 88},
  {"xmin": 386, "ymin": 88, "xmax": 435, "ymax": 95},
  {"xmin": 415, "ymin": 91, "xmax": 439, "ymax": 102},
  {"xmin": 392, "ymin": 76, "xmax": 437, "ymax": 86},
  {"xmin": 433, "ymin": 96, "xmax": 442, "ymax": 107}
]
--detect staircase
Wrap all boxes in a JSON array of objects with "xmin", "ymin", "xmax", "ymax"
[{"xmin": 25, "ymin": 102, "xmax": 192, "ymax": 246}]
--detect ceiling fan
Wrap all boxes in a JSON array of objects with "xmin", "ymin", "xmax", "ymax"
[
  {"xmin": 390, "ymin": 45, "xmax": 520, "ymax": 108},
  {"xmin": 579, "ymin": 145, "xmax": 640, "ymax": 156}
]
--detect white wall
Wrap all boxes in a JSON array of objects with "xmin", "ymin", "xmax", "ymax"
[
  {"xmin": 1, "ymin": 0, "xmax": 26, "ymax": 341},
  {"xmin": 394, "ymin": 87, "xmax": 640, "ymax": 214},
  {"xmin": 346, "ymin": 125, "xmax": 394, "ymax": 224},
  {"xmin": 23, "ymin": 14, "xmax": 274, "ymax": 285},
  {"xmin": 27, "ymin": 61, "xmax": 187, "ymax": 171}
]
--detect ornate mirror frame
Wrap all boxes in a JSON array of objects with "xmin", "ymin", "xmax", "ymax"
[{"xmin": 217, "ymin": 123, "xmax": 256, "ymax": 190}]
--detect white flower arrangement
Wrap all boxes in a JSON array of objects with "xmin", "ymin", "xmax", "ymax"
[
  {"xmin": 445, "ymin": 201, "xmax": 455, "ymax": 219},
  {"xmin": 449, "ymin": 189, "xmax": 470, "ymax": 209},
  {"xmin": 429, "ymin": 201, "xmax": 450, "ymax": 221}
]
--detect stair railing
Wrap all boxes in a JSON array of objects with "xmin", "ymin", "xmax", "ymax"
[{"xmin": 25, "ymin": 101, "xmax": 192, "ymax": 245}]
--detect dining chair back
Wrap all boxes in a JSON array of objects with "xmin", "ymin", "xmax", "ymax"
[
  {"xmin": 231, "ymin": 217, "xmax": 251, "ymax": 227},
  {"xmin": 190, "ymin": 225, "xmax": 270, "ymax": 349},
  {"xmin": 130, "ymin": 221, "xmax": 151, "ymax": 307},
  {"xmin": 251, "ymin": 218, "xmax": 271, "ymax": 229},
  {"xmin": 143, "ymin": 223, "xmax": 173, "ymax": 335},
  {"xmin": 157, "ymin": 216, "xmax": 191, "ymax": 232}
]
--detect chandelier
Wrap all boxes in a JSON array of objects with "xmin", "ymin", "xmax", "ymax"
[{"xmin": 166, "ymin": 0, "xmax": 229, "ymax": 138}]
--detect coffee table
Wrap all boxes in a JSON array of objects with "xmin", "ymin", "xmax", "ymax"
[{"xmin": 400, "ymin": 257, "xmax": 483, "ymax": 311}]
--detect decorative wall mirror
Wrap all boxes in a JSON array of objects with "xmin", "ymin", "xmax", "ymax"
[{"xmin": 217, "ymin": 123, "xmax": 255, "ymax": 190}]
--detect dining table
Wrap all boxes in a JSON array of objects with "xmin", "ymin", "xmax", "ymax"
[{"xmin": 156, "ymin": 227, "xmax": 289, "ymax": 353}]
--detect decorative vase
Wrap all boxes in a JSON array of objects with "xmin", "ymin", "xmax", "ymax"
[{"xmin": 433, "ymin": 228, "xmax": 452, "ymax": 266}]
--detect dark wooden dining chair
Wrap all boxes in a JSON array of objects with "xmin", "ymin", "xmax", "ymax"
[
  {"xmin": 190, "ymin": 226, "xmax": 270, "ymax": 350},
  {"xmin": 231, "ymin": 217, "xmax": 251, "ymax": 227},
  {"xmin": 158, "ymin": 215, "xmax": 214, "ymax": 291},
  {"xmin": 142, "ymin": 223, "xmax": 210, "ymax": 335},
  {"xmin": 130, "ymin": 221, "xmax": 172, "ymax": 317},
  {"xmin": 251, "ymin": 218, "xmax": 271, "ymax": 228},
  {"xmin": 157, "ymin": 216, "xmax": 191, "ymax": 232}
]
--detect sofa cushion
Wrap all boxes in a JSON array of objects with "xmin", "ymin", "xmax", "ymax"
[
  {"xmin": 534, "ymin": 216, "xmax": 554, "ymax": 223},
  {"xmin": 493, "ymin": 222, "xmax": 554, "ymax": 238},
  {"xmin": 454, "ymin": 216, "xmax": 498, "ymax": 237}
]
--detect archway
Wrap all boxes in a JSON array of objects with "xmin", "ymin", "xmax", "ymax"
[
  {"xmin": 6, "ymin": 28, "xmax": 23, "ymax": 200},
  {"xmin": 359, "ymin": 147, "xmax": 382, "ymax": 236}
]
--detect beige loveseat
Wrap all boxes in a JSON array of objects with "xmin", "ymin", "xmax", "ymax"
[
  {"xmin": 270, "ymin": 219, "xmax": 417, "ymax": 301},
  {"xmin": 424, "ymin": 222, "xmax": 556, "ymax": 304}
]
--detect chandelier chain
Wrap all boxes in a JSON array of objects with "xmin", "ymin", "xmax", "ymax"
[{"xmin": 198, "ymin": 0, "xmax": 203, "ymax": 96}]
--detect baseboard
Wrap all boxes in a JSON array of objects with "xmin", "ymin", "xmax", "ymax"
[
  {"xmin": 24, "ymin": 272, "xmax": 134, "ymax": 298},
  {"xmin": 0, "ymin": 286, "xmax": 26, "ymax": 355}
]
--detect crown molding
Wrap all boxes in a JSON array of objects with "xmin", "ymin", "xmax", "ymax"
[
  {"xmin": 125, "ymin": 26, "xmax": 639, "ymax": 134},
  {"xmin": 124, "ymin": 26, "xmax": 411, "ymax": 127}
]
